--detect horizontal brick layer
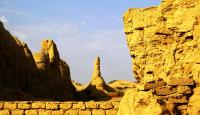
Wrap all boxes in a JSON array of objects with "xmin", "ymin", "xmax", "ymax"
[{"xmin": 0, "ymin": 101, "xmax": 119, "ymax": 115}]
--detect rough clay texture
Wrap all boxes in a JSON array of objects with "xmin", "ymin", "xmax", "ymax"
[
  {"xmin": 118, "ymin": 0, "xmax": 200, "ymax": 114},
  {"xmin": 33, "ymin": 40, "xmax": 76, "ymax": 100},
  {"xmin": 90, "ymin": 57, "xmax": 106, "ymax": 88},
  {"xmin": 0, "ymin": 21, "xmax": 37, "ymax": 100},
  {"xmin": 0, "ymin": 22, "xmax": 76, "ymax": 101},
  {"xmin": 117, "ymin": 89, "xmax": 163, "ymax": 115},
  {"xmin": 0, "ymin": 101, "xmax": 119, "ymax": 115},
  {"xmin": 124, "ymin": 0, "xmax": 200, "ymax": 83}
]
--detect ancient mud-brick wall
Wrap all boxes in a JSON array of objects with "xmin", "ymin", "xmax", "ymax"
[
  {"xmin": 0, "ymin": 101, "xmax": 119, "ymax": 115},
  {"xmin": 124, "ymin": 0, "xmax": 200, "ymax": 83},
  {"xmin": 118, "ymin": 0, "xmax": 200, "ymax": 115}
]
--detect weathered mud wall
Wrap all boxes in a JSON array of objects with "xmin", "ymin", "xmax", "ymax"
[
  {"xmin": 0, "ymin": 21, "xmax": 37, "ymax": 100},
  {"xmin": 33, "ymin": 40, "xmax": 76, "ymax": 100},
  {"xmin": 124, "ymin": 0, "xmax": 200, "ymax": 83},
  {"xmin": 0, "ymin": 21, "xmax": 76, "ymax": 101},
  {"xmin": 118, "ymin": 0, "xmax": 200, "ymax": 114},
  {"xmin": 0, "ymin": 101, "xmax": 119, "ymax": 115}
]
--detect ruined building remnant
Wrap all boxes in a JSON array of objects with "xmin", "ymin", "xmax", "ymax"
[
  {"xmin": 118, "ymin": 0, "xmax": 200, "ymax": 114},
  {"xmin": 90, "ymin": 57, "xmax": 106, "ymax": 89}
]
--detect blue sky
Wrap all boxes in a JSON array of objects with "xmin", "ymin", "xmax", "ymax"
[{"xmin": 0, "ymin": 0, "xmax": 161, "ymax": 84}]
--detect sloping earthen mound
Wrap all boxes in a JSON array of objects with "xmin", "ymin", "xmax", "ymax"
[
  {"xmin": 0, "ymin": 22, "xmax": 76, "ymax": 101},
  {"xmin": 33, "ymin": 40, "xmax": 76, "ymax": 100},
  {"xmin": 0, "ymin": 21, "xmax": 37, "ymax": 100}
]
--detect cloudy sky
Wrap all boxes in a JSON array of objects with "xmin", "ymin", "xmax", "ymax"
[{"xmin": 0, "ymin": 0, "xmax": 160, "ymax": 84}]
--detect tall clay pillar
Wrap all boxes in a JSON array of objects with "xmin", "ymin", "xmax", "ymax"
[{"xmin": 91, "ymin": 57, "xmax": 106, "ymax": 88}]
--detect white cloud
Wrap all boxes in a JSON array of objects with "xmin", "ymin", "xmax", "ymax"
[
  {"xmin": 13, "ymin": 31, "xmax": 27, "ymax": 40},
  {"xmin": 0, "ymin": 16, "xmax": 8, "ymax": 23}
]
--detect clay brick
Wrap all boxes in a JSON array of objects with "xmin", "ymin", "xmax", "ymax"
[
  {"xmin": 168, "ymin": 78, "xmax": 194, "ymax": 86},
  {"xmin": 79, "ymin": 110, "xmax": 91, "ymax": 115},
  {"xmin": 38, "ymin": 110, "xmax": 52, "ymax": 115},
  {"xmin": 92, "ymin": 109, "xmax": 105, "ymax": 115},
  {"xmin": 32, "ymin": 102, "xmax": 45, "ymax": 109},
  {"xmin": 138, "ymin": 80, "xmax": 167, "ymax": 90},
  {"xmin": 46, "ymin": 102, "xmax": 58, "ymax": 110},
  {"xmin": 0, "ymin": 102, "xmax": 4, "ymax": 109},
  {"xmin": 59, "ymin": 102, "xmax": 72, "ymax": 110},
  {"xmin": 85, "ymin": 102, "xmax": 99, "ymax": 109},
  {"xmin": 155, "ymin": 86, "xmax": 176, "ymax": 96},
  {"xmin": 100, "ymin": 102, "xmax": 113, "ymax": 109},
  {"xmin": 72, "ymin": 102, "xmax": 86, "ymax": 110},
  {"xmin": 0, "ymin": 109, "xmax": 10, "ymax": 115},
  {"xmin": 18, "ymin": 103, "xmax": 31, "ymax": 109},
  {"xmin": 169, "ymin": 96, "xmax": 188, "ymax": 104},
  {"xmin": 11, "ymin": 109, "xmax": 24, "ymax": 115},
  {"xmin": 65, "ymin": 110, "xmax": 78, "ymax": 115},
  {"xmin": 112, "ymin": 102, "xmax": 120, "ymax": 109},
  {"xmin": 4, "ymin": 102, "xmax": 17, "ymax": 109},
  {"xmin": 177, "ymin": 105, "xmax": 188, "ymax": 110},
  {"xmin": 106, "ymin": 109, "xmax": 118, "ymax": 115},
  {"xmin": 25, "ymin": 110, "xmax": 38, "ymax": 115},
  {"xmin": 52, "ymin": 110, "xmax": 64, "ymax": 115},
  {"xmin": 177, "ymin": 86, "xmax": 192, "ymax": 94}
]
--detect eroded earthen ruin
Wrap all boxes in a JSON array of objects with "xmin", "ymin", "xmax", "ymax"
[
  {"xmin": 0, "ymin": 21, "xmax": 37, "ymax": 100},
  {"xmin": 118, "ymin": 0, "xmax": 200, "ymax": 114},
  {"xmin": 77, "ymin": 57, "xmax": 123, "ymax": 101},
  {"xmin": 90, "ymin": 57, "xmax": 106, "ymax": 89},
  {"xmin": 0, "ymin": 21, "xmax": 76, "ymax": 101},
  {"xmin": 1, "ymin": 0, "xmax": 200, "ymax": 114},
  {"xmin": 33, "ymin": 40, "xmax": 76, "ymax": 100}
]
